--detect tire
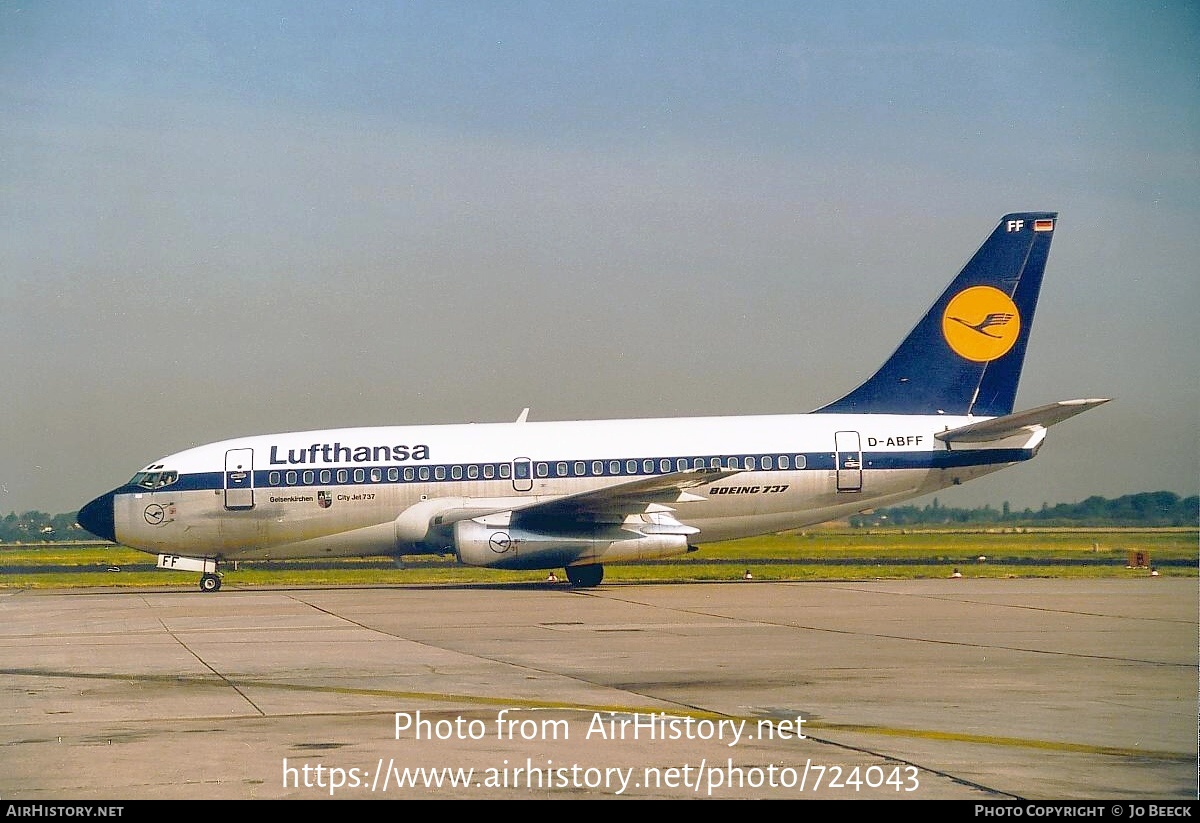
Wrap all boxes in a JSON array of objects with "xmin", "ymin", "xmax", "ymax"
[{"xmin": 565, "ymin": 564, "xmax": 603, "ymax": 588}]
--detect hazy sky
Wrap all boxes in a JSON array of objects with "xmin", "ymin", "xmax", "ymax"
[{"xmin": 3, "ymin": 1, "xmax": 1198, "ymax": 515}]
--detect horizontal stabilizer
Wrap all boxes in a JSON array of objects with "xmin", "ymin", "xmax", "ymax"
[{"xmin": 935, "ymin": 399, "xmax": 1110, "ymax": 444}]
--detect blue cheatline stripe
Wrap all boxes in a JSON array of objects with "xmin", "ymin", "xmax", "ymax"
[
  {"xmin": 869, "ymin": 449, "xmax": 1031, "ymax": 470},
  {"xmin": 124, "ymin": 448, "xmax": 1033, "ymax": 495}
]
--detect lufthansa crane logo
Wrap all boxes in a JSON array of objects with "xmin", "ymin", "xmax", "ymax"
[
  {"xmin": 942, "ymin": 286, "xmax": 1021, "ymax": 362},
  {"xmin": 144, "ymin": 504, "xmax": 166, "ymax": 525},
  {"xmin": 489, "ymin": 531, "xmax": 513, "ymax": 553}
]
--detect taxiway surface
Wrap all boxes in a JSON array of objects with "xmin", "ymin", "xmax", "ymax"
[{"xmin": 2, "ymin": 579, "xmax": 1195, "ymax": 799}]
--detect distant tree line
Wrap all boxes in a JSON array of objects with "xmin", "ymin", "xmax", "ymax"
[
  {"xmin": 1, "ymin": 511, "xmax": 88, "ymax": 543},
  {"xmin": 1, "ymin": 491, "xmax": 1196, "ymax": 542},
  {"xmin": 850, "ymin": 491, "xmax": 1198, "ymax": 528}
]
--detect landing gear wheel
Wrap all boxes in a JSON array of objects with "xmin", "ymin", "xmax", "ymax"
[
  {"xmin": 199, "ymin": 573, "xmax": 222, "ymax": 593},
  {"xmin": 565, "ymin": 564, "xmax": 603, "ymax": 588}
]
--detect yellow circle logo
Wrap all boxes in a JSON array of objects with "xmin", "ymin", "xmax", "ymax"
[{"xmin": 942, "ymin": 286, "xmax": 1021, "ymax": 362}]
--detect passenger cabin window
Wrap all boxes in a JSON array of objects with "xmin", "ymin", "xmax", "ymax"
[
  {"xmin": 483, "ymin": 465, "xmax": 495, "ymax": 479},
  {"xmin": 468, "ymin": 465, "xmax": 479, "ymax": 480}
]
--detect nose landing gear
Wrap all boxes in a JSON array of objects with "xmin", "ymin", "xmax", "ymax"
[{"xmin": 154, "ymin": 553, "xmax": 224, "ymax": 592}]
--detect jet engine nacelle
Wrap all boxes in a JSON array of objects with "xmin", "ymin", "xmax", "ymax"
[
  {"xmin": 394, "ymin": 497, "xmax": 472, "ymax": 548},
  {"xmin": 394, "ymin": 496, "xmax": 522, "ymax": 551},
  {"xmin": 452, "ymin": 519, "xmax": 690, "ymax": 571}
]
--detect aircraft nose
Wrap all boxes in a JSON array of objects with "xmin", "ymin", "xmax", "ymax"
[{"xmin": 78, "ymin": 491, "xmax": 117, "ymax": 543}]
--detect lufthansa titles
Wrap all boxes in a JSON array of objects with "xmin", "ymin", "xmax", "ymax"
[{"xmin": 269, "ymin": 443, "xmax": 431, "ymax": 466}]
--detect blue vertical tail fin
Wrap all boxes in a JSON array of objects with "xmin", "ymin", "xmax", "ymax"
[{"xmin": 815, "ymin": 212, "xmax": 1058, "ymax": 417}]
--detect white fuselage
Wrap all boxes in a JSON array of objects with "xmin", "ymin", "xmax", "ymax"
[{"xmin": 110, "ymin": 412, "xmax": 1039, "ymax": 565}]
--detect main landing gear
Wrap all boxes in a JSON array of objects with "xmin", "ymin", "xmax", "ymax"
[{"xmin": 564, "ymin": 564, "xmax": 604, "ymax": 588}]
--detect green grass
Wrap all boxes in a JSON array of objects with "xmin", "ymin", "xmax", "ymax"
[
  {"xmin": 1, "ymin": 528, "xmax": 1194, "ymax": 590},
  {"xmin": 706, "ymin": 528, "xmax": 1196, "ymax": 559}
]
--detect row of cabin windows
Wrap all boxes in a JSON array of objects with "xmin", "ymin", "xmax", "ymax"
[
  {"xmin": 265, "ymin": 454, "xmax": 808, "ymax": 488},
  {"xmin": 267, "ymin": 464, "xmax": 509, "ymax": 487},
  {"xmin": 536, "ymin": 454, "xmax": 807, "ymax": 477}
]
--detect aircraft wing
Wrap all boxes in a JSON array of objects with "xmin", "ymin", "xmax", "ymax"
[
  {"xmin": 935, "ymin": 399, "xmax": 1110, "ymax": 444},
  {"xmin": 407, "ymin": 467, "xmax": 742, "ymax": 541},
  {"xmin": 509, "ymin": 467, "xmax": 740, "ymax": 527}
]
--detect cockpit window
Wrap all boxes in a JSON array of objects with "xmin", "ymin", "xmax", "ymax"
[{"xmin": 131, "ymin": 470, "xmax": 179, "ymax": 490}]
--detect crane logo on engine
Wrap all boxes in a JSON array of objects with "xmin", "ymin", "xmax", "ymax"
[{"xmin": 489, "ymin": 531, "xmax": 513, "ymax": 553}]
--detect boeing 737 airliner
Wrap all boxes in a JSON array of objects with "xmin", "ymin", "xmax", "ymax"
[{"xmin": 78, "ymin": 212, "xmax": 1107, "ymax": 591}]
